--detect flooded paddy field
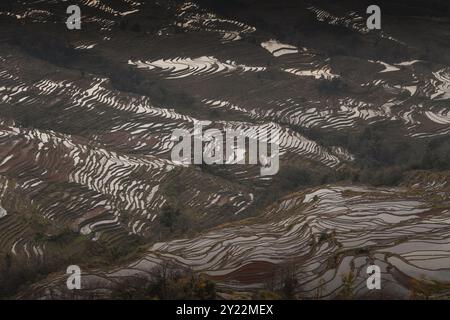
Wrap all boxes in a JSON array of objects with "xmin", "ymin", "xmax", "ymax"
[{"xmin": 0, "ymin": 0, "xmax": 449, "ymax": 299}]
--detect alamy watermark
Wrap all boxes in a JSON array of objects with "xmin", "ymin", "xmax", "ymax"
[
  {"xmin": 66, "ymin": 5, "xmax": 81, "ymax": 30},
  {"xmin": 366, "ymin": 5, "xmax": 381, "ymax": 30},
  {"xmin": 366, "ymin": 264, "xmax": 381, "ymax": 290},
  {"xmin": 170, "ymin": 122, "xmax": 280, "ymax": 176}
]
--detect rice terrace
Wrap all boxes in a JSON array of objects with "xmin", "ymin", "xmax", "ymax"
[{"xmin": 0, "ymin": 0, "xmax": 449, "ymax": 303}]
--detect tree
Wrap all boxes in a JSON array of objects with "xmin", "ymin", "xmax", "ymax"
[{"xmin": 159, "ymin": 205, "xmax": 181, "ymax": 232}]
